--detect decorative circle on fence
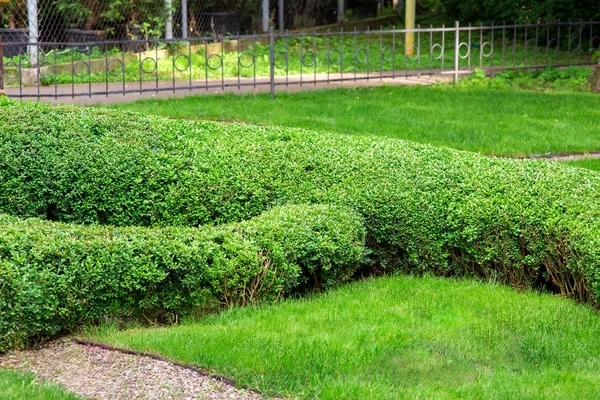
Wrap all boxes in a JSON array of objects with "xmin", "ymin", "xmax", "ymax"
[
  {"xmin": 174, "ymin": 55, "xmax": 190, "ymax": 72},
  {"xmin": 381, "ymin": 46, "xmax": 394, "ymax": 63},
  {"xmin": 73, "ymin": 60, "xmax": 90, "ymax": 78},
  {"xmin": 592, "ymin": 36, "xmax": 600, "ymax": 49},
  {"xmin": 37, "ymin": 51, "xmax": 48, "ymax": 65},
  {"xmin": 238, "ymin": 51, "xmax": 255, "ymax": 69},
  {"xmin": 301, "ymin": 50, "xmax": 315, "ymax": 67},
  {"xmin": 4, "ymin": 62, "xmax": 21, "ymax": 79},
  {"xmin": 354, "ymin": 48, "xmax": 368, "ymax": 64},
  {"xmin": 274, "ymin": 51, "xmax": 287, "ymax": 69},
  {"xmin": 525, "ymin": 39, "xmax": 537, "ymax": 54},
  {"xmin": 140, "ymin": 57, "xmax": 157, "ymax": 74},
  {"xmin": 570, "ymin": 38, "xmax": 582, "ymax": 52},
  {"xmin": 458, "ymin": 42, "xmax": 470, "ymax": 59},
  {"xmin": 480, "ymin": 42, "xmax": 493, "ymax": 58},
  {"xmin": 547, "ymin": 39, "xmax": 559, "ymax": 50},
  {"xmin": 327, "ymin": 49, "xmax": 342, "ymax": 65},
  {"xmin": 39, "ymin": 62, "xmax": 56, "ymax": 79},
  {"xmin": 431, "ymin": 43, "xmax": 444, "ymax": 60},
  {"xmin": 207, "ymin": 54, "xmax": 222, "ymax": 70},
  {"xmin": 502, "ymin": 40, "xmax": 517, "ymax": 55},
  {"xmin": 108, "ymin": 59, "xmax": 125, "ymax": 76},
  {"xmin": 406, "ymin": 45, "xmax": 420, "ymax": 61}
]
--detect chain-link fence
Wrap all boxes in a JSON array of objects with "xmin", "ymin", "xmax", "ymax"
[
  {"xmin": 0, "ymin": 0, "xmax": 395, "ymax": 44},
  {"xmin": 0, "ymin": 0, "xmax": 262, "ymax": 42},
  {"xmin": 0, "ymin": 0, "xmax": 400, "ymax": 72}
]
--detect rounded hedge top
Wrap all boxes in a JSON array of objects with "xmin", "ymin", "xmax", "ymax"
[{"xmin": 1, "ymin": 97, "xmax": 600, "ymax": 306}]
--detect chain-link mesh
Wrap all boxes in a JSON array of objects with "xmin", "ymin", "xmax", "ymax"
[
  {"xmin": 188, "ymin": 0, "xmax": 262, "ymax": 36},
  {"xmin": 0, "ymin": 0, "xmax": 395, "ymax": 43},
  {"xmin": 280, "ymin": 0, "xmax": 337, "ymax": 31},
  {"xmin": 0, "ymin": 0, "xmax": 264, "ymax": 44},
  {"xmin": 275, "ymin": 0, "xmax": 395, "ymax": 31},
  {"xmin": 0, "ymin": 0, "xmax": 399, "ymax": 64}
]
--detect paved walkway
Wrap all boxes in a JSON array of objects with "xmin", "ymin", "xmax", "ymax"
[{"xmin": 3, "ymin": 72, "xmax": 451, "ymax": 105}]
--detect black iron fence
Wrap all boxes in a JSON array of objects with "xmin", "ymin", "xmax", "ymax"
[{"xmin": 1, "ymin": 20, "xmax": 599, "ymax": 100}]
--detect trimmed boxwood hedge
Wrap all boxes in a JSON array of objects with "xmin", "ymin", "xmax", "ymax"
[
  {"xmin": 0, "ymin": 204, "xmax": 365, "ymax": 351},
  {"xmin": 1, "ymin": 98, "xmax": 600, "ymax": 311}
]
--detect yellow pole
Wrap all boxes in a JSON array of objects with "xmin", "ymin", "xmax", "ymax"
[{"xmin": 405, "ymin": 0, "xmax": 415, "ymax": 56}]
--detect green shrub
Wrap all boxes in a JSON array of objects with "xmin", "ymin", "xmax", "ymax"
[
  {"xmin": 458, "ymin": 67, "xmax": 593, "ymax": 92},
  {"xmin": 2, "ymin": 98, "xmax": 600, "ymax": 307},
  {"xmin": 240, "ymin": 205, "xmax": 366, "ymax": 291},
  {"xmin": 426, "ymin": 0, "xmax": 600, "ymax": 25},
  {"xmin": 0, "ymin": 204, "xmax": 365, "ymax": 351}
]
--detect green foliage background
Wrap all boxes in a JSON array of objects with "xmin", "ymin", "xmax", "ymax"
[{"xmin": 419, "ymin": 0, "xmax": 600, "ymax": 24}]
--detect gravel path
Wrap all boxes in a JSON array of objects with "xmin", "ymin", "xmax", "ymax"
[
  {"xmin": 527, "ymin": 151, "xmax": 600, "ymax": 161},
  {"xmin": 0, "ymin": 340, "xmax": 271, "ymax": 400}
]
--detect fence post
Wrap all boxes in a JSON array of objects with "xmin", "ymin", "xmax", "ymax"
[
  {"xmin": 269, "ymin": 27, "xmax": 275, "ymax": 100},
  {"xmin": 405, "ymin": 0, "xmax": 415, "ymax": 55},
  {"xmin": 278, "ymin": 0, "xmax": 284, "ymax": 31},
  {"xmin": 181, "ymin": 0, "xmax": 188, "ymax": 39},
  {"xmin": 0, "ymin": 35, "xmax": 4, "ymax": 92},
  {"xmin": 262, "ymin": 0, "xmax": 270, "ymax": 32},
  {"xmin": 165, "ymin": 0, "xmax": 173, "ymax": 40},
  {"xmin": 27, "ymin": 0, "xmax": 38, "ymax": 68},
  {"xmin": 454, "ymin": 20, "xmax": 460, "ymax": 84}
]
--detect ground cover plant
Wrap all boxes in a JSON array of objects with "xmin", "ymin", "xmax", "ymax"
[
  {"xmin": 109, "ymin": 83, "xmax": 600, "ymax": 156},
  {"xmin": 3, "ymin": 97, "xmax": 600, "ymax": 356},
  {"xmin": 458, "ymin": 67, "xmax": 593, "ymax": 92},
  {"xmin": 0, "ymin": 369, "xmax": 81, "ymax": 400},
  {"xmin": 88, "ymin": 275, "xmax": 600, "ymax": 400}
]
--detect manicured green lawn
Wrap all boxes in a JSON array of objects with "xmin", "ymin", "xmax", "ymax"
[
  {"xmin": 87, "ymin": 276, "xmax": 600, "ymax": 400},
  {"xmin": 564, "ymin": 158, "xmax": 600, "ymax": 172},
  {"xmin": 108, "ymin": 85, "xmax": 600, "ymax": 156},
  {"xmin": 0, "ymin": 370, "xmax": 80, "ymax": 400}
]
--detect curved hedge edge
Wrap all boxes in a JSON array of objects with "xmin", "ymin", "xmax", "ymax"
[
  {"xmin": 236, "ymin": 204, "xmax": 366, "ymax": 293},
  {"xmin": 2, "ymin": 99, "xmax": 600, "ymax": 307},
  {"xmin": 0, "ymin": 204, "xmax": 365, "ymax": 352}
]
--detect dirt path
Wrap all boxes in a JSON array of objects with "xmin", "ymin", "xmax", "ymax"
[
  {"xmin": 0, "ymin": 340, "xmax": 271, "ymax": 400},
  {"xmin": 529, "ymin": 151, "xmax": 600, "ymax": 161},
  {"xmin": 3, "ymin": 72, "xmax": 449, "ymax": 105}
]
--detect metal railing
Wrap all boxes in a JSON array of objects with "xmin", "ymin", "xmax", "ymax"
[
  {"xmin": 1, "ymin": 20, "xmax": 599, "ymax": 100},
  {"xmin": 0, "ymin": 35, "xmax": 4, "ymax": 92}
]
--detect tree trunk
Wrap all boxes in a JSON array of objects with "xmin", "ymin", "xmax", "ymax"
[{"xmin": 591, "ymin": 62, "xmax": 600, "ymax": 93}]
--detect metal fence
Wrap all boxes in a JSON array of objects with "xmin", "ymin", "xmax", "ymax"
[{"xmin": 1, "ymin": 20, "xmax": 599, "ymax": 100}]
